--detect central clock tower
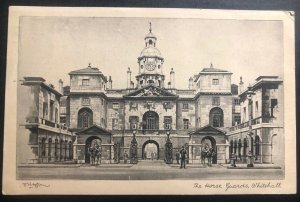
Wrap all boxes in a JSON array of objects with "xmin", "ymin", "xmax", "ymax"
[{"xmin": 136, "ymin": 23, "xmax": 165, "ymax": 88}]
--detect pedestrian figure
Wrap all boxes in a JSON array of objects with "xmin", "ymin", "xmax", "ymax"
[
  {"xmin": 180, "ymin": 146, "xmax": 187, "ymax": 169},
  {"xmin": 175, "ymin": 150, "xmax": 180, "ymax": 164},
  {"xmin": 151, "ymin": 152, "xmax": 154, "ymax": 160},
  {"xmin": 124, "ymin": 151, "xmax": 128, "ymax": 164}
]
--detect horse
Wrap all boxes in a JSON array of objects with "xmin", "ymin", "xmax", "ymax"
[
  {"xmin": 88, "ymin": 145, "xmax": 102, "ymax": 165},
  {"xmin": 206, "ymin": 148, "xmax": 216, "ymax": 167},
  {"xmin": 201, "ymin": 147, "xmax": 216, "ymax": 167}
]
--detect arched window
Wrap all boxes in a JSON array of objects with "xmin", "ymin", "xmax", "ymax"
[
  {"xmin": 78, "ymin": 108, "xmax": 93, "ymax": 128},
  {"xmin": 143, "ymin": 111, "xmax": 159, "ymax": 130},
  {"xmin": 209, "ymin": 107, "xmax": 224, "ymax": 127},
  {"xmin": 149, "ymin": 39, "xmax": 153, "ymax": 45}
]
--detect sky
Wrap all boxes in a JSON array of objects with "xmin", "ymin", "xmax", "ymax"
[{"xmin": 18, "ymin": 17, "xmax": 283, "ymax": 89}]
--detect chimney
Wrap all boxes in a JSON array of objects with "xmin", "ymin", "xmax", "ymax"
[
  {"xmin": 108, "ymin": 76, "xmax": 113, "ymax": 89},
  {"xmin": 59, "ymin": 79, "xmax": 63, "ymax": 94},
  {"xmin": 127, "ymin": 67, "xmax": 131, "ymax": 89},
  {"xmin": 188, "ymin": 77, "xmax": 193, "ymax": 90},
  {"xmin": 170, "ymin": 68, "xmax": 175, "ymax": 89},
  {"xmin": 239, "ymin": 76, "xmax": 244, "ymax": 94}
]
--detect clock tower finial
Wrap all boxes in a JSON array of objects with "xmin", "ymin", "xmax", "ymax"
[{"xmin": 149, "ymin": 22, "xmax": 152, "ymax": 33}]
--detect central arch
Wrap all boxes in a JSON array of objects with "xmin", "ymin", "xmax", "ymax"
[
  {"xmin": 143, "ymin": 111, "xmax": 159, "ymax": 130},
  {"xmin": 85, "ymin": 136, "xmax": 102, "ymax": 164},
  {"xmin": 142, "ymin": 140, "xmax": 159, "ymax": 160}
]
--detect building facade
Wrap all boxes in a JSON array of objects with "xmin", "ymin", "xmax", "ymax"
[
  {"xmin": 18, "ymin": 77, "xmax": 75, "ymax": 164},
  {"xmin": 65, "ymin": 25, "xmax": 235, "ymax": 164},
  {"xmin": 18, "ymin": 24, "xmax": 284, "ymax": 166},
  {"xmin": 226, "ymin": 76, "xmax": 284, "ymax": 166}
]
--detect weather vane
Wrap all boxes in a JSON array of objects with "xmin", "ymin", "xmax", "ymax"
[{"xmin": 149, "ymin": 22, "xmax": 152, "ymax": 33}]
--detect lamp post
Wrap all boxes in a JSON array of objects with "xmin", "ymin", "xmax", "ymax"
[
  {"xmin": 246, "ymin": 86, "xmax": 255, "ymax": 167},
  {"xmin": 271, "ymin": 133, "xmax": 277, "ymax": 164},
  {"xmin": 165, "ymin": 125, "xmax": 173, "ymax": 164},
  {"xmin": 130, "ymin": 124, "xmax": 138, "ymax": 164}
]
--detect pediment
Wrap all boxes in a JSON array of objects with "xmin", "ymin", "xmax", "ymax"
[
  {"xmin": 76, "ymin": 125, "xmax": 112, "ymax": 135},
  {"xmin": 124, "ymin": 85, "xmax": 177, "ymax": 98},
  {"xmin": 190, "ymin": 125, "xmax": 226, "ymax": 135}
]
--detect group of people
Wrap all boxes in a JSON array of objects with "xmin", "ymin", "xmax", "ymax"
[{"xmin": 175, "ymin": 145, "xmax": 216, "ymax": 168}]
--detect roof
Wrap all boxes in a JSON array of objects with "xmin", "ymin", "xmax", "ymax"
[
  {"xmin": 189, "ymin": 125, "xmax": 227, "ymax": 135},
  {"xmin": 139, "ymin": 46, "xmax": 162, "ymax": 58},
  {"xmin": 201, "ymin": 67, "xmax": 230, "ymax": 73},
  {"xmin": 69, "ymin": 64, "xmax": 108, "ymax": 82},
  {"xmin": 22, "ymin": 77, "xmax": 62, "ymax": 96},
  {"xmin": 145, "ymin": 31, "xmax": 157, "ymax": 39},
  {"xmin": 75, "ymin": 125, "xmax": 112, "ymax": 135},
  {"xmin": 69, "ymin": 67, "xmax": 102, "ymax": 75}
]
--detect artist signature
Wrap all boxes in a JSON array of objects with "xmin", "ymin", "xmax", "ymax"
[{"xmin": 22, "ymin": 182, "xmax": 50, "ymax": 189}]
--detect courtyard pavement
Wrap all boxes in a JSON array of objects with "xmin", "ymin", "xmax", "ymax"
[{"xmin": 17, "ymin": 160, "xmax": 284, "ymax": 180}]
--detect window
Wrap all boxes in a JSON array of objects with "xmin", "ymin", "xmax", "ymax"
[
  {"xmin": 78, "ymin": 108, "xmax": 93, "ymax": 128},
  {"xmin": 164, "ymin": 116, "xmax": 172, "ymax": 129},
  {"xmin": 129, "ymin": 116, "xmax": 139, "ymax": 130},
  {"xmin": 143, "ymin": 111, "xmax": 159, "ymax": 130},
  {"xmin": 209, "ymin": 107, "xmax": 224, "ymax": 127},
  {"xmin": 234, "ymin": 99, "xmax": 240, "ymax": 105},
  {"xmin": 183, "ymin": 119, "xmax": 189, "ymax": 129},
  {"xmin": 212, "ymin": 97, "xmax": 220, "ymax": 106},
  {"xmin": 43, "ymin": 102, "xmax": 48, "ymax": 119},
  {"xmin": 112, "ymin": 118, "xmax": 119, "ymax": 130},
  {"xmin": 50, "ymin": 100, "xmax": 54, "ymax": 121},
  {"xmin": 101, "ymin": 98, "xmax": 104, "ymax": 105},
  {"xmin": 270, "ymin": 99, "xmax": 278, "ymax": 117},
  {"xmin": 255, "ymin": 101, "xmax": 258, "ymax": 115},
  {"xmin": 212, "ymin": 79, "xmax": 219, "ymax": 85},
  {"xmin": 183, "ymin": 103, "xmax": 189, "ymax": 110},
  {"xmin": 234, "ymin": 116, "xmax": 241, "ymax": 125},
  {"xmin": 82, "ymin": 79, "xmax": 89, "ymax": 86},
  {"xmin": 82, "ymin": 98, "xmax": 90, "ymax": 106},
  {"xmin": 112, "ymin": 103, "xmax": 119, "ymax": 109}
]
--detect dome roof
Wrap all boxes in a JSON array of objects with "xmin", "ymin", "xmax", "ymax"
[
  {"xmin": 144, "ymin": 31, "xmax": 157, "ymax": 39},
  {"xmin": 139, "ymin": 46, "xmax": 162, "ymax": 58}
]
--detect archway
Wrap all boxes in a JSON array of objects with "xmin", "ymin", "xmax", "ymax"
[
  {"xmin": 142, "ymin": 111, "xmax": 159, "ymax": 130},
  {"xmin": 142, "ymin": 140, "xmax": 159, "ymax": 160},
  {"xmin": 85, "ymin": 136, "xmax": 102, "ymax": 164},
  {"xmin": 201, "ymin": 136, "xmax": 217, "ymax": 164}
]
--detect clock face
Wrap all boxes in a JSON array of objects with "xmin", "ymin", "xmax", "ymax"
[{"xmin": 145, "ymin": 61, "xmax": 156, "ymax": 71}]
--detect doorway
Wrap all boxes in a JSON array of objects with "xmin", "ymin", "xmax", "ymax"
[{"xmin": 142, "ymin": 140, "xmax": 159, "ymax": 160}]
